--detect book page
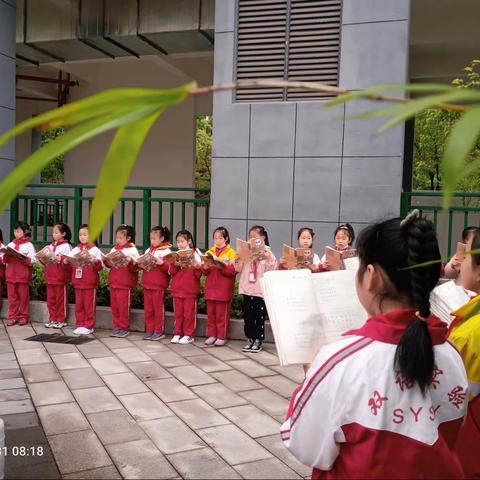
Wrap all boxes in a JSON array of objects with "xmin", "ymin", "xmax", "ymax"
[
  {"xmin": 325, "ymin": 246, "xmax": 343, "ymax": 271},
  {"xmin": 311, "ymin": 270, "xmax": 367, "ymax": 344},
  {"xmin": 343, "ymin": 256, "xmax": 360, "ymax": 271},
  {"xmin": 37, "ymin": 246, "xmax": 59, "ymax": 265},
  {"xmin": 5, "ymin": 246, "xmax": 27, "ymax": 259},
  {"xmin": 430, "ymin": 281, "xmax": 470, "ymax": 325}
]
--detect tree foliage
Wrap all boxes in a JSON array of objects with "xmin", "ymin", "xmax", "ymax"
[
  {"xmin": 40, "ymin": 127, "xmax": 64, "ymax": 183},
  {"xmin": 195, "ymin": 115, "xmax": 212, "ymax": 195}
]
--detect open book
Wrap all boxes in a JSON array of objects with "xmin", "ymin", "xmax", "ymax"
[
  {"xmin": 36, "ymin": 246, "xmax": 60, "ymax": 265},
  {"xmin": 282, "ymin": 244, "xmax": 314, "ymax": 269},
  {"xmin": 325, "ymin": 247, "xmax": 359, "ymax": 271},
  {"xmin": 236, "ymin": 238, "xmax": 267, "ymax": 262},
  {"xmin": 0, "ymin": 246, "xmax": 27, "ymax": 260},
  {"xmin": 165, "ymin": 249, "xmax": 198, "ymax": 268},
  {"xmin": 430, "ymin": 280, "xmax": 471, "ymax": 325},
  {"xmin": 101, "ymin": 250, "xmax": 131, "ymax": 268},
  {"xmin": 201, "ymin": 251, "xmax": 226, "ymax": 269},
  {"xmin": 63, "ymin": 250, "xmax": 97, "ymax": 267},
  {"xmin": 261, "ymin": 269, "xmax": 367, "ymax": 366},
  {"xmin": 135, "ymin": 253, "xmax": 158, "ymax": 271}
]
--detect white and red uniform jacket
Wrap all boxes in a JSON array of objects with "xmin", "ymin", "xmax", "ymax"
[
  {"xmin": 141, "ymin": 242, "xmax": 172, "ymax": 291},
  {"xmin": 70, "ymin": 244, "xmax": 104, "ymax": 289},
  {"xmin": 169, "ymin": 250, "xmax": 203, "ymax": 298},
  {"xmin": 44, "ymin": 240, "xmax": 72, "ymax": 285},
  {"xmin": 0, "ymin": 242, "xmax": 5, "ymax": 281},
  {"xmin": 281, "ymin": 309, "xmax": 469, "ymax": 479},
  {"xmin": 4, "ymin": 238, "xmax": 37, "ymax": 283},
  {"xmin": 107, "ymin": 243, "xmax": 139, "ymax": 290}
]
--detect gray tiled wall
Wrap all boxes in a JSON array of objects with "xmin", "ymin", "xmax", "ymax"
[
  {"xmin": 0, "ymin": 0, "xmax": 16, "ymax": 238},
  {"xmin": 210, "ymin": 0, "xmax": 410, "ymax": 257}
]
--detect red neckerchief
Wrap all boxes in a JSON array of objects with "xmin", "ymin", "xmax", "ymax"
[
  {"xmin": 51, "ymin": 239, "xmax": 68, "ymax": 252},
  {"xmin": 343, "ymin": 308, "xmax": 448, "ymax": 346},
  {"xmin": 114, "ymin": 243, "xmax": 133, "ymax": 250},
  {"xmin": 215, "ymin": 245, "xmax": 227, "ymax": 257},
  {"xmin": 13, "ymin": 237, "xmax": 30, "ymax": 250},
  {"xmin": 78, "ymin": 243, "xmax": 95, "ymax": 251},
  {"xmin": 149, "ymin": 241, "xmax": 172, "ymax": 252}
]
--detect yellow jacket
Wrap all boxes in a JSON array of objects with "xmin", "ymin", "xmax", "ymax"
[{"xmin": 450, "ymin": 295, "xmax": 480, "ymax": 400}]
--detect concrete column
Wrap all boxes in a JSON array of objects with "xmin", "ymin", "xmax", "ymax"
[
  {"xmin": 0, "ymin": 0, "xmax": 16, "ymax": 239},
  {"xmin": 210, "ymin": 0, "xmax": 410, "ymax": 256}
]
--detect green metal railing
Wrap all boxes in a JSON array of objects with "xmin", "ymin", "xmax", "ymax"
[
  {"xmin": 10, "ymin": 184, "xmax": 210, "ymax": 251},
  {"xmin": 401, "ymin": 191, "xmax": 480, "ymax": 257}
]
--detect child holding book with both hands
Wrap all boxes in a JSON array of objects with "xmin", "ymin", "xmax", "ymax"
[
  {"xmin": 319, "ymin": 223, "xmax": 355, "ymax": 271},
  {"xmin": 70, "ymin": 224, "xmax": 104, "ymax": 335},
  {"xmin": 42, "ymin": 223, "xmax": 73, "ymax": 329},
  {"xmin": 0, "ymin": 229, "xmax": 5, "ymax": 313},
  {"xmin": 202, "ymin": 227, "xmax": 236, "ymax": 346},
  {"xmin": 140, "ymin": 226, "xmax": 172, "ymax": 341},
  {"xmin": 279, "ymin": 227, "xmax": 320, "ymax": 271},
  {"xmin": 169, "ymin": 230, "xmax": 203, "ymax": 344},
  {"xmin": 3, "ymin": 221, "xmax": 37, "ymax": 326},
  {"xmin": 105, "ymin": 225, "xmax": 139, "ymax": 338}
]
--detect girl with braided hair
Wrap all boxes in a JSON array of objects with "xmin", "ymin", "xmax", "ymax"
[{"xmin": 281, "ymin": 212, "xmax": 468, "ymax": 479}]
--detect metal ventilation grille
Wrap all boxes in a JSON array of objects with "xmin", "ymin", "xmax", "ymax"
[{"xmin": 235, "ymin": 0, "xmax": 342, "ymax": 102}]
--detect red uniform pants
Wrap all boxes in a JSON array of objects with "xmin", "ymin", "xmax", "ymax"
[
  {"xmin": 110, "ymin": 288, "xmax": 132, "ymax": 331},
  {"xmin": 47, "ymin": 284, "xmax": 68, "ymax": 323},
  {"xmin": 7, "ymin": 282, "xmax": 30, "ymax": 323},
  {"xmin": 206, "ymin": 300, "xmax": 231, "ymax": 340},
  {"xmin": 75, "ymin": 288, "xmax": 96, "ymax": 330},
  {"xmin": 173, "ymin": 297, "xmax": 197, "ymax": 337},
  {"xmin": 144, "ymin": 289, "xmax": 165, "ymax": 334}
]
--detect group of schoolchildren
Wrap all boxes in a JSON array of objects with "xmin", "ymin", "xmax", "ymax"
[{"xmin": 0, "ymin": 219, "xmax": 355, "ymax": 354}]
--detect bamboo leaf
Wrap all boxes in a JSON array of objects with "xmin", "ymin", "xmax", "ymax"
[
  {"xmin": 0, "ymin": 105, "xmax": 163, "ymax": 215},
  {"xmin": 441, "ymin": 105, "xmax": 480, "ymax": 209},
  {"xmin": 398, "ymin": 248, "xmax": 480, "ymax": 270},
  {"xmin": 88, "ymin": 109, "xmax": 164, "ymax": 242}
]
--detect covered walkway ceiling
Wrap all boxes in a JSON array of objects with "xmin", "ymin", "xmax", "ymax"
[{"xmin": 16, "ymin": 0, "xmax": 214, "ymax": 66}]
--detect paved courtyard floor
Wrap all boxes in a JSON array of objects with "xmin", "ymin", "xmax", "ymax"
[{"xmin": 0, "ymin": 321, "xmax": 311, "ymax": 479}]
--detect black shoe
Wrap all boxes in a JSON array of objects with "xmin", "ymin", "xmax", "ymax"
[
  {"xmin": 250, "ymin": 339, "xmax": 263, "ymax": 353},
  {"xmin": 242, "ymin": 338, "xmax": 254, "ymax": 352}
]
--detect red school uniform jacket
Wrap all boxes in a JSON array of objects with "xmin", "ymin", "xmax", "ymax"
[
  {"xmin": 202, "ymin": 245, "xmax": 236, "ymax": 302},
  {"xmin": 108, "ymin": 243, "xmax": 139, "ymax": 290},
  {"xmin": 141, "ymin": 243, "xmax": 172, "ymax": 291},
  {"xmin": 282, "ymin": 309, "xmax": 468, "ymax": 479},
  {"xmin": 169, "ymin": 250, "xmax": 203, "ymax": 298},
  {"xmin": 4, "ymin": 238, "xmax": 37, "ymax": 283},
  {"xmin": 70, "ymin": 244, "xmax": 103, "ymax": 289},
  {"xmin": 45, "ymin": 240, "xmax": 72, "ymax": 285},
  {"xmin": 0, "ymin": 242, "xmax": 5, "ymax": 281}
]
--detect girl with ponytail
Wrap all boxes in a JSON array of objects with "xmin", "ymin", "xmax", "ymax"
[{"xmin": 282, "ymin": 211, "xmax": 468, "ymax": 479}]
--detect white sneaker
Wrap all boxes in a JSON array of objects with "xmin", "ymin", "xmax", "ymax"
[
  {"xmin": 73, "ymin": 327, "xmax": 94, "ymax": 335},
  {"xmin": 73, "ymin": 327, "xmax": 83, "ymax": 335},
  {"xmin": 45, "ymin": 321, "xmax": 56, "ymax": 328},
  {"xmin": 171, "ymin": 335, "xmax": 181, "ymax": 344},
  {"xmin": 214, "ymin": 338, "xmax": 226, "ymax": 347},
  {"xmin": 179, "ymin": 336, "xmax": 194, "ymax": 344},
  {"xmin": 53, "ymin": 322, "xmax": 67, "ymax": 329},
  {"xmin": 204, "ymin": 336, "xmax": 217, "ymax": 346}
]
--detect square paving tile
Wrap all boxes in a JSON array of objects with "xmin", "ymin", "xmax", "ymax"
[
  {"xmin": 206, "ymin": 346, "xmax": 246, "ymax": 361},
  {"xmin": 106, "ymin": 439, "xmax": 177, "ymax": 479},
  {"xmin": 191, "ymin": 383, "xmax": 249, "ymax": 409},
  {"xmin": 112, "ymin": 347, "xmax": 151, "ymax": 363},
  {"xmin": 226, "ymin": 359, "xmax": 276, "ymax": 378},
  {"xmin": 168, "ymin": 365, "xmax": 217, "ymax": 387},
  {"xmin": 139, "ymin": 417, "xmax": 205, "ymax": 454},
  {"xmin": 0, "ymin": 360, "xmax": 19, "ymax": 370},
  {"xmin": 99, "ymin": 337, "xmax": 134, "ymax": 349},
  {"xmin": 89, "ymin": 357, "xmax": 129, "ymax": 375},
  {"xmin": 16, "ymin": 348, "xmax": 52, "ymax": 366},
  {"xmin": 2, "ymin": 411, "xmax": 40, "ymax": 430},
  {"xmin": 63, "ymin": 465, "xmax": 122, "ymax": 479},
  {"xmin": 48, "ymin": 430, "xmax": 112, "ymax": 475},
  {"xmin": 132, "ymin": 340, "xmax": 171, "ymax": 353},
  {"xmin": 128, "ymin": 361, "xmax": 172, "ymax": 381},
  {"xmin": 249, "ymin": 351, "xmax": 280, "ymax": 366},
  {"xmin": 211, "ymin": 370, "xmax": 261, "ymax": 392},
  {"xmin": 234, "ymin": 458, "xmax": 301, "ymax": 479},
  {"xmin": 73, "ymin": 386, "xmax": 123, "ymax": 414},
  {"xmin": 76, "ymin": 342, "xmax": 113, "ymax": 359},
  {"xmin": 257, "ymin": 435, "xmax": 312, "ymax": 478},
  {"xmin": 61, "ymin": 367, "xmax": 104, "ymax": 390},
  {"xmin": 37, "ymin": 402, "xmax": 90, "ymax": 435},
  {"xmin": 257, "ymin": 376, "xmax": 298, "ymax": 398},
  {"xmin": 187, "ymin": 355, "xmax": 232, "ymax": 373},
  {"xmin": 239, "ymin": 388, "xmax": 290, "ymax": 417},
  {"xmin": 0, "ymin": 352, "xmax": 15, "ymax": 361},
  {"xmin": 52, "ymin": 352, "xmax": 90, "ymax": 370},
  {"xmin": 197, "ymin": 424, "xmax": 272, "ymax": 465},
  {"xmin": 0, "ymin": 398, "xmax": 35, "ymax": 414},
  {"xmin": 87, "ymin": 410, "xmax": 147, "ymax": 445},
  {"xmin": 0, "ymin": 377, "xmax": 25, "ymax": 390},
  {"xmin": 169, "ymin": 398, "xmax": 230, "ymax": 430},
  {"xmin": 0, "ymin": 388, "xmax": 30, "ymax": 401},
  {"xmin": 167, "ymin": 343, "xmax": 208, "ymax": 357},
  {"xmin": 29, "ymin": 380, "xmax": 74, "ymax": 406},
  {"xmin": 146, "ymin": 378, "xmax": 197, "ymax": 403},
  {"xmin": 102, "ymin": 372, "xmax": 149, "ymax": 395},
  {"xmin": 167, "ymin": 447, "xmax": 241, "ymax": 479},
  {"xmin": 44, "ymin": 342, "xmax": 78, "ymax": 354},
  {"xmin": 148, "ymin": 351, "xmax": 191, "ymax": 368},
  {"xmin": 271, "ymin": 365, "xmax": 305, "ymax": 384},
  {"xmin": 118, "ymin": 392, "xmax": 173, "ymax": 421},
  {"xmin": 21, "ymin": 364, "xmax": 61, "ymax": 383},
  {"xmin": 0, "ymin": 368, "xmax": 22, "ymax": 379},
  {"xmin": 220, "ymin": 405, "xmax": 281, "ymax": 438}
]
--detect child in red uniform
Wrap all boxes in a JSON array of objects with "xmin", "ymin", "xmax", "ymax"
[
  {"xmin": 202, "ymin": 227, "xmax": 236, "ymax": 346},
  {"xmin": 4, "ymin": 221, "xmax": 37, "ymax": 326},
  {"xmin": 140, "ymin": 226, "xmax": 172, "ymax": 341},
  {"xmin": 43, "ymin": 223, "xmax": 73, "ymax": 329},
  {"xmin": 169, "ymin": 230, "xmax": 202, "ymax": 345},
  {"xmin": 319, "ymin": 223, "xmax": 355, "ymax": 271},
  {"xmin": 0, "ymin": 229, "xmax": 5, "ymax": 313},
  {"xmin": 70, "ymin": 225, "xmax": 104, "ymax": 335},
  {"xmin": 105, "ymin": 225, "xmax": 139, "ymax": 338}
]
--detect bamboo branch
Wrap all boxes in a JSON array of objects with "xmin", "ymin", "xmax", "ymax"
[{"xmin": 190, "ymin": 79, "xmax": 468, "ymax": 113}]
